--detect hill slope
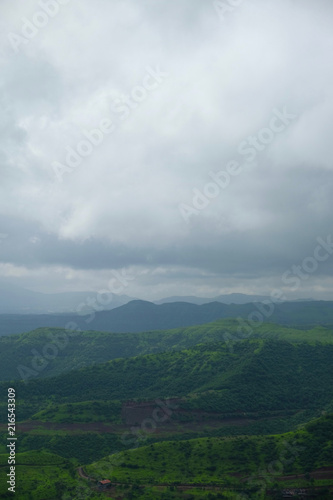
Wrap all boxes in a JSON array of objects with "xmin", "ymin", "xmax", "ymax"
[
  {"xmin": 6, "ymin": 338, "xmax": 333, "ymax": 422},
  {"xmin": 2, "ymin": 319, "xmax": 331, "ymax": 381},
  {"xmin": 86, "ymin": 413, "xmax": 333, "ymax": 496}
]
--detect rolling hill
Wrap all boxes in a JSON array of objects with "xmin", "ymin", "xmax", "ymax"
[
  {"xmin": 86, "ymin": 413, "xmax": 333, "ymax": 498},
  {"xmin": 4, "ymin": 337, "xmax": 333, "ymax": 425},
  {"xmin": 2, "ymin": 329, "xmax": 333, "ymax": 498},
  {"xmin": 0, "ymin": 319, "xmax": 332, "ymax": 381}
]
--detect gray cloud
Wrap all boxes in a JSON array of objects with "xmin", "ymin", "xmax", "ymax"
[{"xmin": 0, "ymin": 0, "xmax": 333, "ymax": 299}]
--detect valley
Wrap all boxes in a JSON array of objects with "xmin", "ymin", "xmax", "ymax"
[{"xmin": 0, "ymin": 311, "xmax": 333, "ymax": 498}]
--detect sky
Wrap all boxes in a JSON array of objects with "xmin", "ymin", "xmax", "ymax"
[{"xmin": 0, "ymin": 0, "xmax": 333, "ymax": 301}]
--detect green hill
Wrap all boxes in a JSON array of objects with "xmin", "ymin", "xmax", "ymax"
[
  {"xmin": 0, "ymin": 319, "xmax": 332, "ymax": 381},
  {"xmin": 0, "ymin": 451, "xmax": 78, "ymax": 500},
  {"xmin": 12, "ymin": 340, "xmax": 333, "ymax": 410},
  {"xmin": 3, "ymin": 337, "xmax": 333, "ymax": 431},
  {"xmin": 86, "ymin": 414, "xmax": 333, "ymax": 498},
  {"xmin": 2, "ymin": 331, "xmax": 333, "ymax": 498}
]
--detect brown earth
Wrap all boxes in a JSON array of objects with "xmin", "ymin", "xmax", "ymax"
[
  {"xmin": 0, "ymin": 414, "xmax": 288, "ymax": 434},
  {"xmin": 0, "ymin": 406, "xmax": 304, "ymax": 435},
  {"xmin": 277, "ymin": 466, "xmax": 333, "ymax": 481}
]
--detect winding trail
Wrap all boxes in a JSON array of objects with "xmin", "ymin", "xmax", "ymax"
[{"xmin": 77, "ymin": 466, "xmax": 95, "ymax": 482}]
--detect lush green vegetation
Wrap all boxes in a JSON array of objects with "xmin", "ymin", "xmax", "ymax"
[
  {"xmin": 0, "ymin": 319, "xmax": 331, "ymax": 381},
  {"xmin": 2, "ymin": 317, "xmax": 333, "ymax": 498},
  {"xmin": 2, "ymin": 414, "xmax": 332, "ymax": 499},
  {"xmin": 31, "ymin": 400, "xmax": 122, "ymax": 424},
  {"xmin": 0, "ymin": 451, "xmax": 78, "ymax": 500},
  {"xmin": 0, "ymin": 430, "xmax": 125, "ymax": 464},
  {"xmin": 6, "ymin": 339, "xmax": 333, "ymax": 420},
  {"xmin": 86, "ymin": 414, "xmax": 333, "ymax": 496}
]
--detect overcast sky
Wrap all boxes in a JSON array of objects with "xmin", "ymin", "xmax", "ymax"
[{"xmin": 0, "ymin": 0, "xmax": 333, "ymax": 300}]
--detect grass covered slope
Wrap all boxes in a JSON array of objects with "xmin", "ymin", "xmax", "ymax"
[
  {"xmin": 31, "ymin": 400, "xmax": 123, "ymax": 423},
  {"xmin": 0, "ymin": 451, "xmax": 77, "ymax": 500},
  {"xmin": 1, "ymin": 332, "xmax": 333, "ymax": 498},
  {"xmin": 0, "ymin": 319, "xmax": 332, "ymax": 381},
  {"xmin": 5, "ymin": 338, "xmax": 333, "ymax": 423},
  {"xmin": 87, "ymin": 414, "xmax": 333, "ymax": 487}
]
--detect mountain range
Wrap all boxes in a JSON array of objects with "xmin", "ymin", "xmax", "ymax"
[{"xmin": 0, "ymin": 297, "xmax": 333, "ymax": 337}]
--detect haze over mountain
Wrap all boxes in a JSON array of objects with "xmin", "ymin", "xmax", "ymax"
[
  {"xmin": 0, "ymin": 279, "xmax": 316, "ymax": 315},
  {"xmin": 155, "ymin": 292, "xmax": 296, "ymax": 305},
  {"xmin": 0, "ymin": 280, "xmax": 134, "ymax": 314}
]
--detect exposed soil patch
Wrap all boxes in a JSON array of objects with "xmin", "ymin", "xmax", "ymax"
[
  {"xmin": 0, "ymin": 407, "xmax": 303, "ymax": 435},
  {"xmin": 277, "ymin": 466, "xmax": 333, "ymax": 481}
]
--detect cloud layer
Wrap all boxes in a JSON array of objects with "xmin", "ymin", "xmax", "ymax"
[{"xmin": 0, "ymin": 0, "xmax": 333, "ymax": 299}]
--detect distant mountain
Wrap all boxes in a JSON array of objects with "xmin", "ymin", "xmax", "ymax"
[
  {"xmin": 155, "ymin": 293, "xmax": 273, "ymax": 305},
  {"xmin": 155, "ymin": 293, "xmax": 315, "ymax": 305},
  {"xmin": 1, "ymin": 298, "xmax": 333, "ymax": 337},
  {"xmin": 0, "ymin": 280, "xmax": 134, "ymax": 314}
]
